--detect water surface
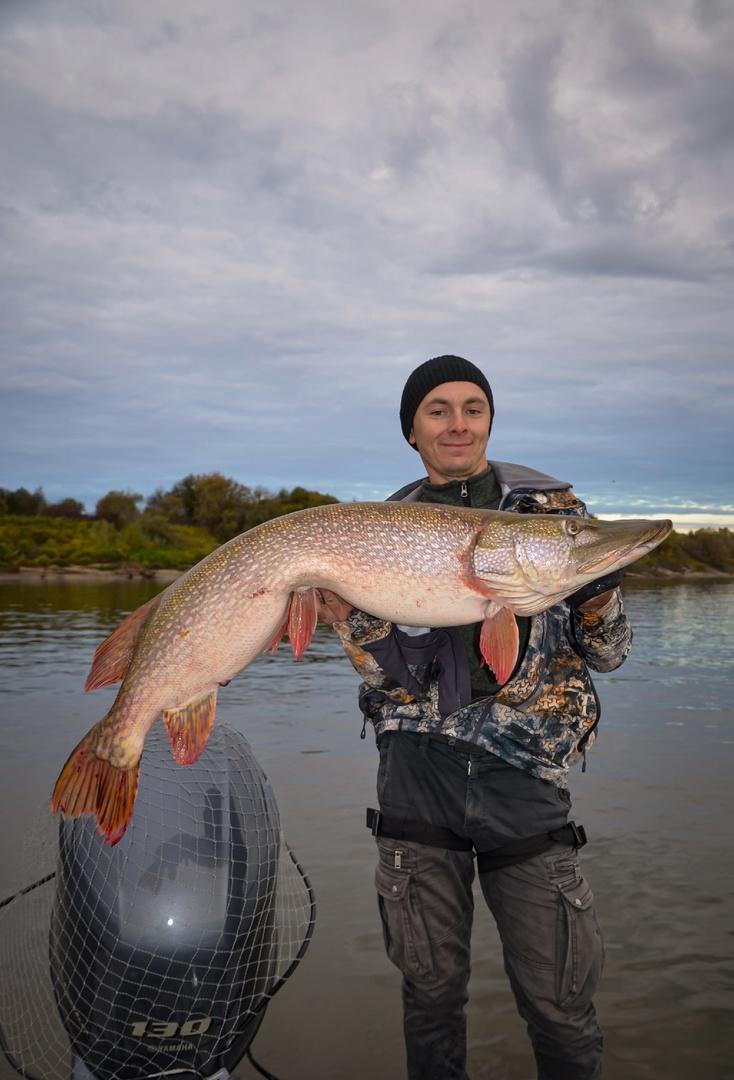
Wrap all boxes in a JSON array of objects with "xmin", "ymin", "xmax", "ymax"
[{"xmin": 0, "ymin": 580, "xmax": 732, "ymax": 1079}]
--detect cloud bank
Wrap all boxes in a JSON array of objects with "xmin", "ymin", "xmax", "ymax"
[{"xmin": 1, "ymin": 0, "xmax": 732, "ymax": 522}]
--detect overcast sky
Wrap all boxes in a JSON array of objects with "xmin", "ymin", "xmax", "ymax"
[{"xmin": 1, "ymin": 0, "xmax": 732, "ymax": 529}]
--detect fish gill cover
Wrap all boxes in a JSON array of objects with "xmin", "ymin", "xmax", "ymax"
[{"xmin": 0, "ymin": 725, "xmax": 315, "ymax": 1080}]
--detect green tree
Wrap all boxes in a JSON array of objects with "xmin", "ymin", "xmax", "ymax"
[
  {"xmin": 148, "ymin": 473, "xmax": 254, "ymax": 540},
  {"xmin": 682, "ymin": 528, "xmax": 734, "ymax": 571},
  {"xmin": 96, "ymin": 490, "xmax": 143, "ymax": 529},
  {"xmin": 1, "ymin": 486, "xmax": 47, "ymax": 515},
  {"xmin": 146, "ymin": 474, "xmax": 339, "ymax": 540},
  {"xmin": 146, "ymin": 486, "xmax": 185, "ymax": 522},
  {"xmin": 45, "ymin": 497, "xmax": 85, "ymax": 519}
]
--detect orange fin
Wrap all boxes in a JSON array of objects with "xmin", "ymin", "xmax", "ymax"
[
  {"xmin": 51, "ymin": 727, "xmax": 140, "ymax": 846},
  {"xmin": 288, "ymin": 588, "xmax": 318, "ymax": 661},
  {"xmin": 162, "ymin": 689, "xmax": 217, "ymax": 766},
  {"xmin": 85, "ymin": 595, "xmax": 161, "ymax": 691},
  {"xmin": 479, "ymin": 604, "xmax": 519, "ymax": 685}
]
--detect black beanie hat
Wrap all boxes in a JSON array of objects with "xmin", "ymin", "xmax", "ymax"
[{"xmin": 400, "ymin": 355, "xmax": 494, "ymax": 447}]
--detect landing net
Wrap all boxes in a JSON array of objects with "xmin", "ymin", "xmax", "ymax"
[{"xmin": 0, "ymin": 724, "xmax": 315, "ymax": 1080}]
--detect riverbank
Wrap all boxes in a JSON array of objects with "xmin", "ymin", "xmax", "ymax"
[
  {"xmin": 2, "ymin": 513, "xmax": 732, "ymax": 582},
  {"xmin": 1, "ymin": 564, "xmax": 732, "ymax": 585},
  {"xmin": 0, "ymin": 565, "xmax": 183, "ymax": 584},
  {"xmin": 624, "ymin": 567, "xmax": 734, "ymax": 582}
]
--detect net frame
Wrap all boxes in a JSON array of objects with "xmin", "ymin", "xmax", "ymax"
[{"xmin": 0, "ymin": 725, "xmax": 315, "ymax": 1080}]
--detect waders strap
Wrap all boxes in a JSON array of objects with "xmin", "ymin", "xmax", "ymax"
[
  {"xmin": 365, "ymin": 808, "xmax": 473, "ymax": 852},
  {"xmin": 475, "ymin": 821, "xmax": 587, "ymax": 872},
  {"xmin": 365, "ymin": 808, "xmax": 586, "ymax": 870}
]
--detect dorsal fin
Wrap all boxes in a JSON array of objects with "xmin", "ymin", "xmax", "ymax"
[{"xmin": 85, "ymin": 594, "xmax": 161, "ymax": 690}]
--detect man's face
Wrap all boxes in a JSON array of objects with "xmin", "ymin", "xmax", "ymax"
[{"xmin": 409, "ymin": 380, "xmax": 491, "ymax": 484}]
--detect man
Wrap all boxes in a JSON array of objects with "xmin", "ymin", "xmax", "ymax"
[{"xmin": 319, "ymin": 355, "xmax": 631, "ymax": 1080}]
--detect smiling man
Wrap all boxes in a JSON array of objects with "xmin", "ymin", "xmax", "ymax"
[
  {"xmin": 407, "ymin": 381, "xmax": 493, "ymax": 482},
  {"xmin": 320, "ymin": 355, "xmax": 631, "ymax": 1080}
]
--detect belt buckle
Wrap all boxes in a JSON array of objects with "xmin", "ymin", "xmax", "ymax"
[{"xmin": 567, "ymin": 821, "xmax": 587, "ymax": 848}]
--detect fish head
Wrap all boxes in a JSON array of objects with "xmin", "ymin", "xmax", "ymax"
[{"xmin": 473, "ymin": 512, "xmax": 672, "ymax": 615}]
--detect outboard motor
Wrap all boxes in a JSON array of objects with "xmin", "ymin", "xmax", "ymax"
[{"xmin": 0, "ymin": 725, "xmax": 315, "ymax": 1080}]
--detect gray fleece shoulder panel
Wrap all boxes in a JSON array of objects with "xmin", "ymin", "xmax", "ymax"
[
  {"xmin": 387, "ymin": 479, "xmax": 426, "ymax": 502},
  {"xmin": 489, "ymin": 460, "xmax": 571, "ymax": 494},
  {"xmin": 386, "ymin": 461, "xmax": 570, "ymax": 502}
]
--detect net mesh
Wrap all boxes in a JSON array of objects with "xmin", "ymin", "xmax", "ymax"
[{"xmin": 0, "ymin": 725, "xmax": 315, "ymax": 1080}]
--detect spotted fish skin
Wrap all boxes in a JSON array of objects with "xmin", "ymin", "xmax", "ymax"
[{"xmin": 51, "ymin": 501, "xmax": 671, "ymax": 842}]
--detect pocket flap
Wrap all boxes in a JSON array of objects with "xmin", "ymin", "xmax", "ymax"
[
  {"xmin": 559, "ymin": 877, "xmax": 594, "ymax": 912},
  {"xmin": 375, "ymin": 862, "xmax": 411, "ymax": 902}
]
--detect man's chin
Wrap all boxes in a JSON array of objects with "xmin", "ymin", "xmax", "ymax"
[{"xmin": 435, "ymin": 458, "xmax": 485, "ymax": 481}]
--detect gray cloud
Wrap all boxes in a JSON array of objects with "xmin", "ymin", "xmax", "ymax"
[{"xmin": 0, "ymin": 0, "xmax": 732, "ymax": 527}]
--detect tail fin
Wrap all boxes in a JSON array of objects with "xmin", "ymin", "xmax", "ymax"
[
  {"xmin": 85, "ymin": 594, "xmax": 161, "ymax": 691},
  {"xmin": 51, "ymin": 722, "xmax": 140, "ymax": 846}
]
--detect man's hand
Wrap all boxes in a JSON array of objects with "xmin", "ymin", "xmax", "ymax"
[
  {"xmin": 568, "ymin": 571, "xmax": 623, "ymax": 614},
  {"xmin": 316, "ymin": 588, "xmax": 353, "ymax": 625},
  {"xmin": 576, "ymin": 590, "xmax": 615, "ymax": 613}
]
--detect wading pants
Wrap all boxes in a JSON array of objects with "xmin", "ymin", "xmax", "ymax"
[{"xmin": 374, "ymin": 732, "xmax": 604, "ymax": 1080}]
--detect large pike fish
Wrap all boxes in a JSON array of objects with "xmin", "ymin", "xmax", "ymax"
[{"xmin": 51, "ymin": 502, "xmax": 671, "ymax": 843}]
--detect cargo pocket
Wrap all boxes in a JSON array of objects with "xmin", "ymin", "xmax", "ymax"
[
  {"xmin": 555, "ymin": 876, "xmax": 604, "ymax": 1010},
  {"xmin": 375, "ymin": 862, "xmax": 435, "ymax": 982}
]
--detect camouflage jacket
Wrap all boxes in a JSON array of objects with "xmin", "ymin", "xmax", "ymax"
[{"xmin": 333, "ymin": 460, "xmax": 632, "ymax": 787}]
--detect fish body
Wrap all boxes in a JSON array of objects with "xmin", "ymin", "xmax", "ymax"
[{"xmin": 51, "ymin": 502, "xmax": 671, "ymax": 843}]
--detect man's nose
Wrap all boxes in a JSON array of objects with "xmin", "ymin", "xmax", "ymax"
[{"xmin": 448, "ymin": 408, "xmax": 468, "ymax": 431}]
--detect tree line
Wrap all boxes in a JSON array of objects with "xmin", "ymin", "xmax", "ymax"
[
  {"xmin": 633, "ymin": 524, "xmax": 734, "ymax": 574},
  {"xmin": 0, "ymin": 474, "xmax": 338, "ymax": 541},
  {"xmin": 1, "ymin": 478, "xmax": 732, "ymax": 574}
]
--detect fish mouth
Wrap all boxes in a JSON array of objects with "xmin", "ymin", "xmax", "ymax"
[{"xmin": 575, "ymin": 518, "xmax": 673, "ymax": 577}]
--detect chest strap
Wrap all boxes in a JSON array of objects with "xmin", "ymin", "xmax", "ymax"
[{"xmin": 366, "ymin": 808, "xmax": 586, "ymax": 872}]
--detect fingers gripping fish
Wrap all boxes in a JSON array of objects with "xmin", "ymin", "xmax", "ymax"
[{"xmin": 51, "ymin": 502, "xmax": 671, "ymax": 844}]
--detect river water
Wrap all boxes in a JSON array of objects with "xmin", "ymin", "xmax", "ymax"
[{"xmin": 0, "ymin": 579, "xmax": 732, "ymax": 1080}]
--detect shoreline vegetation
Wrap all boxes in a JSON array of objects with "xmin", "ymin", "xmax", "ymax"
[{"xmin": 1, "ymin": 474, "xmax": 733, "ymax": 584}]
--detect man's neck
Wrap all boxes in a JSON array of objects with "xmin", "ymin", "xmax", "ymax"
[
  {"xmin": 418, "ymin": 465, "xmax": 501, "ymax": 510},
  {"xmin": 423, "ymin": 460, "xmax": 490, "ymax": 486}
]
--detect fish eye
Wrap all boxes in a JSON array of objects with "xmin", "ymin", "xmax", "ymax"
[{"xmin": 565, "ymin": 518, "xmax": 582, "ymax": 536}]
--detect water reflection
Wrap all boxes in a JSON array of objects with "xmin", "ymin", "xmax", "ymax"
[{"xmin": 0, "ymin": 580, "xmax": 733, "ymax": 1079}]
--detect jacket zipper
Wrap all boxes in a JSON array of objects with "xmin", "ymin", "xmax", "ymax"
[{"xmin": 460, "ymin": 481, "xmax": 470, "ymax": 506}]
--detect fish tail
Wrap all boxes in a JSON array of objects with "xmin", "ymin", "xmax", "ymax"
[{"xmin": 51, "ymin": 718, "xmax": 140, "ymax": 846}]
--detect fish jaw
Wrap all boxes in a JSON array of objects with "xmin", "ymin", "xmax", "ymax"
[
  {"xmin": 571, "ymin": 518, "xmax": 672, "ymax": 576},
  {"xmin": 472, "ymin": 512, "xmax": 673, "ymax": 616}
]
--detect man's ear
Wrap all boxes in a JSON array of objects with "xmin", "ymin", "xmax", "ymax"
[{"xmin": 409, "ymin": 428, "xmax": 416, "ymax": 445}]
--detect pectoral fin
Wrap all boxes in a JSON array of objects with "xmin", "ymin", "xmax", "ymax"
[
  {"xmin": 162, "ymin": 689, "xmax": 217, "ymax": 766},
  {"xmin": 288, "ymin": 588, "xmax": 319, "ymax": 661},
  {"xmin": 479, "ymin": 604, "xmax": 519, "ymax": 686},
  {"xmin": 264, "ymin": 609, "xmax": 289, "ymax": 654}
]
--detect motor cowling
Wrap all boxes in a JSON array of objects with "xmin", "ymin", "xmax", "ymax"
[{"xmin": 46, "ymin": 725, "xmax": 308, "ymax": 1080}]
